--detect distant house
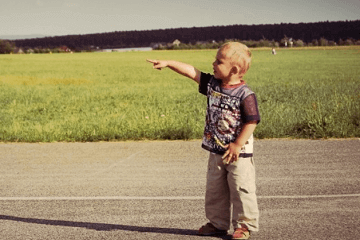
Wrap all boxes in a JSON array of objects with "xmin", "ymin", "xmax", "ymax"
[
  {"xmin": 173, "ymin": 39, "xmax": 181, "ymax": 46},
  {"xmin": 59, "ymin": 46, "xmax": 71, "ymax": 52},
  {"xmin": 13, "ymin": 48, "xmax": 24, "ymax": 54},
  {"xmin": 150, "ymin": 42, "xmax": 167, "ymax": 49}
]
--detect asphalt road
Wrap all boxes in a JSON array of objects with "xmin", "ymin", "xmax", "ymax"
[{"xmin": 0, "ymin": 139, "xmax": 359, "ymax": 240}]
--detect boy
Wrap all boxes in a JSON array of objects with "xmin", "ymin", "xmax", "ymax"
[{"xmin": 147, "ymin": 42, "xmax": 260, "ymax": 239}]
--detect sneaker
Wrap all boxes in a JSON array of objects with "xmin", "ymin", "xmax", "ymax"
[
  {"xmin": 232, "ymin": 226, "xmax": 250, "ymax": 239},
  {"xmin": 198, "ymin": 222, "xmax": 227, "ymax": 236}
]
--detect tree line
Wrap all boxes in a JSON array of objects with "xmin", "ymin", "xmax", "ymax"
[{"xmin": 2, "ymin": 20, "xmax": 360, "ymax": 53}]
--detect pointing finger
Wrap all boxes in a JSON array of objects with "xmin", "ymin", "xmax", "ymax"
[{"xmin": 146, "ymin": 59, "xmax": 157, "ymax": 63}]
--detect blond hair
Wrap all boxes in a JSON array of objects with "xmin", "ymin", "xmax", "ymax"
[{"xmin": 219, "ymin": 42, "xmax": 252, "ymax": 77}]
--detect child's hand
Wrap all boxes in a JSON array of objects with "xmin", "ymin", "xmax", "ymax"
[
  {"xmin": 222, "ymin": 142, "xmax": 242, "ymax": 164},
  {"xmin": 146, "ymin": 59, "xmax": 168, "ymax": 70}
]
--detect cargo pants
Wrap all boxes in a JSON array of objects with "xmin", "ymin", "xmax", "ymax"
[{"xmin": 205, "ymin": 152, "xmax": 259, "ymax": 232}]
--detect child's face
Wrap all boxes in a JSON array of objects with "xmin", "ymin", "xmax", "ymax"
[{"xmin": 212, "ymin": 48, "xmax": 234, "ymax": 81}]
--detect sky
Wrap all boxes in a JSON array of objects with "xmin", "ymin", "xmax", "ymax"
[{"xmin": 1, "ymin": 0, "xmax": 359, "ymax": 38}]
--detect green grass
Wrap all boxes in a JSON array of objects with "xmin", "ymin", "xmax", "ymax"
[{"xmin": 0, "ymin": 47, "xmax": 359, "ymax": 142}]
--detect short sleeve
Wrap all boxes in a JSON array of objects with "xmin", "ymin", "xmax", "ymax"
[
  {"xmin": 199, "ymin": 72, "xmax": 212, "ymax": 96},
  {"xmin": 240, "ymin": 94, "xmax": 260, "ymax": 124}
]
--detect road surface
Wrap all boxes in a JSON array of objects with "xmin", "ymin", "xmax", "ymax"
[{"xmin": 0, "ymin": 139, "xmax": 359, "ymax": 239}]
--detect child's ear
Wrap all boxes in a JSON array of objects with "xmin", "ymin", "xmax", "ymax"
[{"xmin": 231, "ymin": 66, "xmax": 241, "ymax": 75}]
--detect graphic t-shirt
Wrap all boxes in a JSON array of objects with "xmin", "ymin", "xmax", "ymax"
[{"xmin": 199, "ymin": 72, "xmax": 260, "ymax": 156}]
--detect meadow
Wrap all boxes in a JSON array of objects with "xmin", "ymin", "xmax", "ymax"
[{"xmin": 0, "ymin": 46, "xmax": 359, "ymax": 142}]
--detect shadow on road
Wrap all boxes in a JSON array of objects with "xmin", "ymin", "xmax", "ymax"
[
  {"xmin": 1, "ymin": 214, "xmax": 236, "ymax": 239},
  {"xmin": 0, "ymin": 215, "xmax": 233, "ymax": 239},
  {"xmin": 0, "ymin": 215, "xmax": 200, "ymax": 236}
]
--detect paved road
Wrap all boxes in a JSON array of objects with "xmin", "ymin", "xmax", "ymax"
[{"xmin": 0, "ymin": 139, "xmax": 359, "ymax": 240}]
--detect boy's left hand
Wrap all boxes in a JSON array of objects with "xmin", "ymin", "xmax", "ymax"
[{"xmin": 222, "ymin": 142, "xmax": 242, "ymax": 164}]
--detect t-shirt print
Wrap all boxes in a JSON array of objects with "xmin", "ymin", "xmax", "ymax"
[{"xmin": 202, "ymin": 87, "xmax": 243, "ymax": 154}]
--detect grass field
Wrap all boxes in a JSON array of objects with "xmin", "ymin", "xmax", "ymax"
[{"xmin": 0, "ymin": 46, "xmax": 359, "ymax": 142}]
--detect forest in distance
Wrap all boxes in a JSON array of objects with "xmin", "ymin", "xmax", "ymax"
[{"xmin": 9, "ymin": 20, "xmax": 360, "ymax": 51}]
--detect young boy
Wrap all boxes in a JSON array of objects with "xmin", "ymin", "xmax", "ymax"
[{"xmin": 147, "ymin": 42, "xmax": 260, "ymax": 239}]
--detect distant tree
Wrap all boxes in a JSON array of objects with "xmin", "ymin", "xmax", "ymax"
[
  {"xmin": 258, "ymin": 39, "xmax": 270, "ymax": 47},
  {"xmin": 269, "ymin": 40, "xmax": 279, "ymax": 47},
  {"xmin": 319, "ymin": 38, "xmax": 329, "ymax": 46},
  {"xmin": 345, "ymin": 39, "xmax": 354, "ymax": 45},
  {"xmin": 280, "ymin": 37, "xmax": 288, "ymax": 47},
  {"xmin": 311, "ymin": 39, "xmax": 319, "ymax": 46},
  {"xmin": 11, "ymin": 20, "xmax": 360, "ymax": 50},
  {"xmin": 294, "ymin": 39, "xmax": 305, "ymax": 47},
  {"xmin": 26, "ymin": 48, "xmax": 34, "ymax": 54},
  {"xmin": 0, "ymin": 40, "xmax": 15, "ymax": 54}
]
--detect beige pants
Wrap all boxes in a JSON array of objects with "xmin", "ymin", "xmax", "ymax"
[{"xmin": 205, "ymin": 153, "xmax": 259, "ymax": 232}]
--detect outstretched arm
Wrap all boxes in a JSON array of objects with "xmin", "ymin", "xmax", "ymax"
[{"xmin": 147, "ymin": 59, "xmax": 201, "ymax": 84}]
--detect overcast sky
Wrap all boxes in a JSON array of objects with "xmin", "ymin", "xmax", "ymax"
[{"xmin": 1, "ymin": 0, "xmax": 359, "ymax": 37}]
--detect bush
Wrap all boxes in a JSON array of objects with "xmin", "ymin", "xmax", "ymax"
[
  {"xmin": 338, "ymin": 39, "xmax": 344, "ymax": 45},
  {"xmin": 294, "ymin": 39, "xmax": 305, "ymax": 47},
  {"xmin": 52, "ymin": 48, "xmax": 60, "ymax": 53},
  {"xmin": 153, "ymin": 37, "xmax": 360, "ymax": 50},
  {"xmin": 269, "ymin": 40, "xmax": 280, "ymax": 47},
  {"xmin": 311, "ymin": 39, "xmax": 319, "ymax": 46},
  {"xmin": 258, "ymin": 39, "xmax": 270, "ymax": 47},
  {"xmin": 205, "ymin": 42, "xmax": 220, "ymax": 49},
  {"xmin": 26, "ymin": 49, "xmax": 34, "ymax": 54},
  {"xmin": 319, "ymin": 38, "xmax": 329, "ymax": 46},
  {"xmin": 345, "ymin": 39, "xmax": 354, "ymax": 45},
  {"xmin": 242, "ymin": 40, "xmax": 258, "ymax": 48}
]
